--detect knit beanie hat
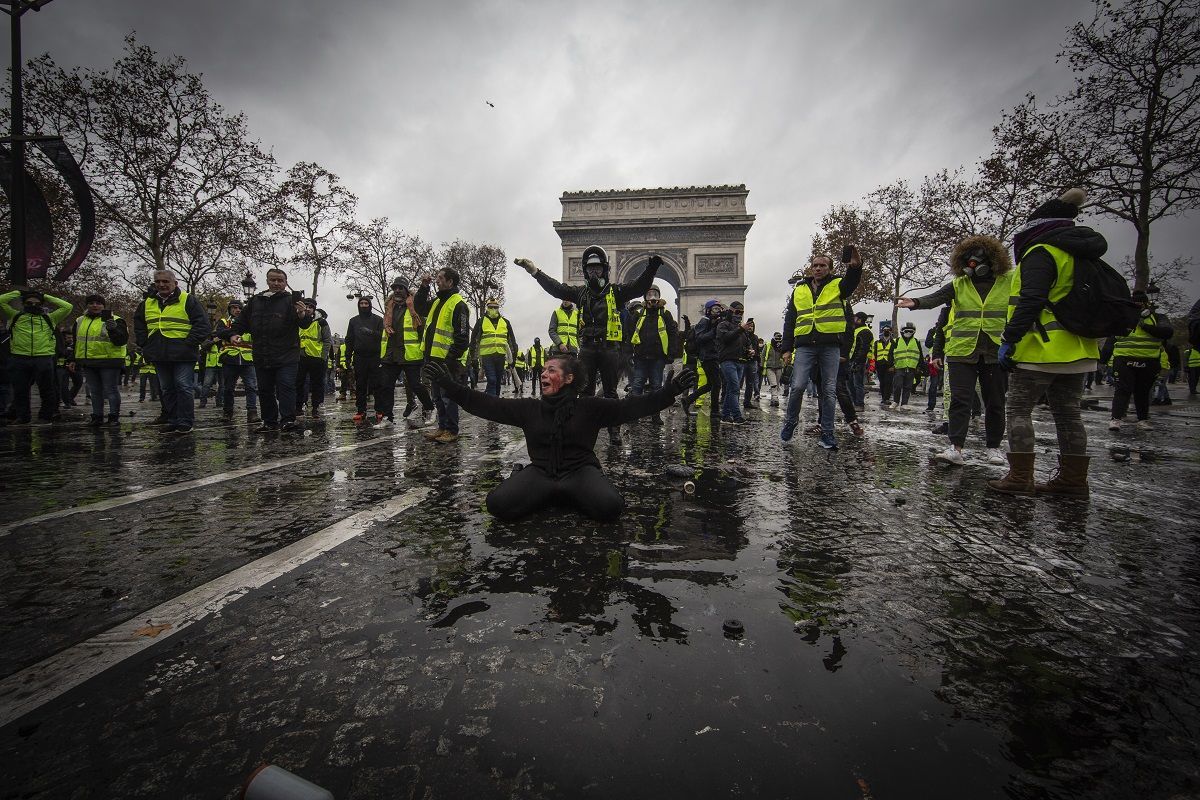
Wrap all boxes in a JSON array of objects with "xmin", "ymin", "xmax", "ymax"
[{"xmin": 1026, "ymin": 188, "xmax": 1086, "ymax": 223}]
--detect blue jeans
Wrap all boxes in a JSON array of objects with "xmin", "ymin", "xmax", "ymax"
[
  {"xmin": 198, "ymin": 366, "xmax": 222, "ymax": 407},
  {"xmin": 82, "ymin": 365, "xmax": 121, "ymax": 418},
  {"xmin": 720, "ymin": 360, "xmax": 745, "ymax": 420},
  {"xmin": 481, "ymin": 355, "xmax": 506, "ymax": 397},
  {"xmin": 631, "ymin": 356, "xmax": 666, "ymax": 395},
  {"xmin": 742, "ymin": 360, "xmax": 759, "ymax": 405},
  {"xmin": 849, "ymin": 362, "xmax": 866, "ymax": 406},
  {"xmin": 432, "ymin": 371, "xmax": 459, "ymax": 433},
  {"xmin": 784, "ymin": 345, "xmax": 840, "ymax": 436},
  {"xmin": 257, "ymin": 362, "xmax": 298, "ymax": 426},
  {"xmin": 222, "ymin": 363, "xmax": 259, "ymax": 413},
  {"xmin": 155, "ymin": 361, "xmax": 196, "ymax": 427}
]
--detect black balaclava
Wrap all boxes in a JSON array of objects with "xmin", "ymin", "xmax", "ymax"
[{"xmin": 357, "ymin": 298, "xmax": 372, "ymax": 317}]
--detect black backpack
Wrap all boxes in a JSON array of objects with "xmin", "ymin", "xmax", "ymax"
[{"xmin": 1039, "ymin": 255, "xmax": 1140, "ymax": 339}]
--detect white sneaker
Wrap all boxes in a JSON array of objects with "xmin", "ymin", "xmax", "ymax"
[
  {"xmin": 1136, "ymin": 419, "xmax": 1153, "ymax": 431},
  {"xmin": 413, "ymin": 410, "xmax": 435, "ymax": 429},
  {"xmin": 935, "ymin": 445, "xmax": 965, "ymax": 466},
  {"xmin": 372, "ymin": 417, "xmax": 393, "ymax": 429},
  {"xmin": 888, "ymin": 402, "xmax": 897, "ymax": 410},
  {"xmin": 1108, "ymin": 419, "xmax": 1121, "ymax": 431},
  {"xmin": 984, "ymin": 447, "xmax": 1007, "ymax": 465}
]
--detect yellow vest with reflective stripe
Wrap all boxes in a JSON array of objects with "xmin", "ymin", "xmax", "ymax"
[
  {"xmin": 427, "ymin": 292, "xmax": 465, "ymax": 363},
  {"xmin": 299, "ymin": 320, "xmax": 324, "ymax": 358},
  {"xmin": 553, "ymin": 307, "xmax": 579, "ymax": 349},
  {"xmin": 848, "ymin": 325, "xmax": 871, "ymax": 360},
  {"xmin": 631, "ymin": 310, "xmax": 668, "ymax": 354},
  {"xmin": 872, "ymin": 338, "xmax": 891, "ymax": 362},
  {"xmin": 218, "ymin": 317, "xmax": 253, "ymax": 363},
  {"xmin": 1189, "ymin": 348, "xmax": 1200, "ymax": 367},
  {"xmin": 143, "ymin": 291, "xmax": 192, "ymax": 340},
  {"xmin": 1112, "ymin": 313, "xmax": 1165, "ymax": 360},
  {"xmin": 892, "ymin": 336, "xmax": 920, "ymax": 370},
  {"xmin": 394, "ymin": 308, "xmax": 423, "ymax": 362},
  {"xmin": 792, "ymin": 279, "xmax": 846, "ymax": 336},
  {"xmin": 527, "ymin": 346, "xmax": 545, "ymax": 368},
  {"xmin": 204, "ymin": 344, "xmax": 221, "ymax": 368},
  {"xmin": 1008, "ymin": 244, "xmax": 1100, "ymax": 365},
  {"xmin": 945, "ymin": 273, "xmax": 1013, "ymax": 357},
  {"xmin": 1159, "ymin": 346, "xmax": 1170, "ymax": 371},
  {"xmin": 479, "ymin": 316, "xmax": 509, "ymax": 357},
  {"xmin": 514, "ymin": 351, "xmax": 526, "ymax": 369},
  {"xmin": 74, "ymin": 314, "xmax": 127, "ymax": 361},
  {"xmin": 604, "ymin": 288, "xmax": 622, "ymax": 342}
]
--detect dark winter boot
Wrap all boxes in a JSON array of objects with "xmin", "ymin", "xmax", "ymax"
[
  {"xmin": 986, "ymin": 452, "xmax": 1036, "ymax": 495},
  {"xmin": 1034, "ymin": 454, "xmax": 1090, "ymax": 498}
]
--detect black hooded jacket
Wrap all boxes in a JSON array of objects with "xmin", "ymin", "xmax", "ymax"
[
  {"xmin": 1002, "ymin": 225, "xmax": 1107, "ymax": 345},
  {"xmin": 532, "ymin": 263, "xmax": 660, "ymax": 347}
]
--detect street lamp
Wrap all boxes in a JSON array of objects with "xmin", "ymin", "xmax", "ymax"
[
  {"xmin": 241, "ymin": 271, "xmax": 256, "ymax": 299},
  {"xmin": 2, "ymin": 0, "xmax": 56, "ymax": 284}
]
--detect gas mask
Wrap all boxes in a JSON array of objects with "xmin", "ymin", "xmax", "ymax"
[
  {"xmin": 902, "ymin": 330, "xmax": 914, "ymax": 339},
  {"xmin": 584, "ymin": 264, "xmax": 607, "ymax": 291},
  {"xmin": 962, "ymin": 248, "xmax": 991, "ymax": 278}
]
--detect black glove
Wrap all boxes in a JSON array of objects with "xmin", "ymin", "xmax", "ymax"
[
  {"xmin": 647, "ymin": 254, "xmax": 663, "ymax": 271},
  {"xmin": 421, "ymin": 359, "xmax": 452, "ymax": 386},
  {"xmin": 671, "ymin": 367, "xmax": 698, "ymax": 394}
]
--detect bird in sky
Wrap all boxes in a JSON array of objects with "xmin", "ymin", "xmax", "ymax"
[{"xmin": 485, "ymin": 100, "xmax": 495, "ymax": 108}]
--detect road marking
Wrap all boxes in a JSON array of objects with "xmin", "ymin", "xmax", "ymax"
[
  {"xmin": 0, "ymin": 488, "xmax": 431, "ymax": 729},
  {"xmin": 0, "ymin": 433, "xmax": 409, "ymax": 537}
]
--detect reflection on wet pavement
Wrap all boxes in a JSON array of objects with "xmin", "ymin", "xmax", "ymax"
[{"xmin": 1, "ymin": 389, "xmax": 1198, "ymax": 799}]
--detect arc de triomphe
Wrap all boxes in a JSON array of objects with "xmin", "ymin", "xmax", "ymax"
[{"xmin": 553, "ymin": 185, "xmax": 755, "ymax": 320}]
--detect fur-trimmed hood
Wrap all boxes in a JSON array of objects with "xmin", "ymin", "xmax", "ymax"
[{"xmin": 949, "ymin": 235, "xmax": 1012, "ymax": 277}]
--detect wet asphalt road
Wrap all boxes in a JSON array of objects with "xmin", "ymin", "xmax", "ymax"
[{"xmin": 1, "ymin": 381, "xmax": 1198, "ymax": 799}]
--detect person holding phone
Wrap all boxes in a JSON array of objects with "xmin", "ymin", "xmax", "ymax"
[
  {"xmin": 222, "ymin": 267, "xmax": 313, "ymax": 432},
  {"xmin": 778, "ymin": 246, "xmax": 864, "ymax": 450}
]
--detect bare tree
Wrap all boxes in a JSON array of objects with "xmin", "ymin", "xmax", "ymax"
[
  {"xmin": 343, "ymin": 218, "xmax": 428, "ymax": 309},
  {"xmin": 269, "ymin": 161, "xmax": 357, "ymax": 301},
  {"xmin": 995, "ymin": 0, "xmax": 1200, "ymax": 289},
  {"xmin": 817, "ymin": 181, "xmax": 943, "ymax": 329},
  {"xmin": 1123, "ymin": 255, "xmax": 1194, "ymax": 315},
  {"xmin": 439, "ymin": 239, "xmax": 507, "ymax": 315},
  {"xmin": 17, "ymin": 36, "xmax": 277, "ymax": 279}
]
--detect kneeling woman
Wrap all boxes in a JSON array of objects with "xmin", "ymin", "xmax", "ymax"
[{"xmin": 423, "ymin": 355, "xmax": 694, "ymax": 521}]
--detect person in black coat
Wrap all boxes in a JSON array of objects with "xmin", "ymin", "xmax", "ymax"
[
  {"xmin": 226, "ymin": 267, "xmax": 313, "ymax": 432},
  {"xmin": 423, "ymin": 354, "xmax": 695, "ymax": 521}
]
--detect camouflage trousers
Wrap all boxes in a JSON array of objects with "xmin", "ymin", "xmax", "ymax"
[{"xmin": 1006, "ymin": 369, "xmax": 1087, "ymax": 455}]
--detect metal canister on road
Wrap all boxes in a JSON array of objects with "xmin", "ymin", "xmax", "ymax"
[{"xmin": 243, "ymin": 765, "xmax": 334, "ymax": 800}]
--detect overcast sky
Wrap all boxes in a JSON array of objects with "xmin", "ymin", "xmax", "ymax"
[{"xmin": 22, "ymin": 0, "xmax": 1198, "ymax": 341}]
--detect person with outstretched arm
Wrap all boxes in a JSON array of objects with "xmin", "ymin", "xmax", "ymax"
[
  {"xmin": 421, "ymin": 354, "xmax": 695, "ymax": 521},
  {"xmin": 515, "ymin": 248, "xmax": 661, "ymax": 441}
]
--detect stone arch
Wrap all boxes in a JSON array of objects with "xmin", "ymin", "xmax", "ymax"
[{"xmin": 554, "ymin": 185, "xmax": 755, "ymax": 323}]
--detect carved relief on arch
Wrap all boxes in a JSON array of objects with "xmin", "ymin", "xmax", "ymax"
[{"xmin": 614, "ymin": 248, "xmax": 687, "ymax": 289}]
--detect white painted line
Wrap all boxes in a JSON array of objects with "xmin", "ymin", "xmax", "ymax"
[
  {"xmin": 0, "ymin": 487, "xmax": 431, "ymax": 729},
  {"xmin": 0, "ymin": 433, "xmax": 409, "ymax": 537}
]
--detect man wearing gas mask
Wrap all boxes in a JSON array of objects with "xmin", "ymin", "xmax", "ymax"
[
  {"xmin": 898, "ymin": 234, "xmax": 1013, "ymax": 466},
  {"xmin": 1100, "ymin": 289, "xmax": 1174, "ymax": 431},
  {"xmin": 515, "ymin": 247, "xmax": 662, "ymax": 441}
]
